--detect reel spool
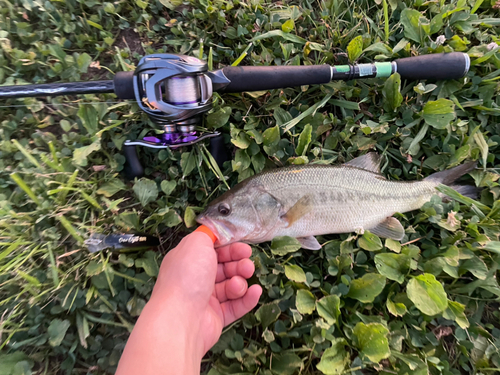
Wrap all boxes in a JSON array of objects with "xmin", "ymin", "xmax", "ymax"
[{"xmin": 134, "ymin": 54, "xmax": 212, "ymax": 125}]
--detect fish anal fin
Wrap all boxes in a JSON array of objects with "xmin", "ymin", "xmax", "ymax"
[
  {"xmin": 368, "ymin": 217, "xmax": 405, "ymax": 241},
  {"xmin": 281, "ymin": 195, "xmax": 313, "ymax": 228},
  {"xmin": 344, "ymin": 153, "xmax": 382, "ymax": 175},
  {"xmin": 297, "ymin": 236, "xmax": 321, "ymax": 250}
]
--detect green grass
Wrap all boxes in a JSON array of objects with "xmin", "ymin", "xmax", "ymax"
[{"xmin": 1, "ymin": 0, "xmax": 500, "ymax": 374}]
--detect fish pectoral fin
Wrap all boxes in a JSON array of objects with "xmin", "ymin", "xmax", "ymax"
[
  {"xmin": 368, "ymin": 217, "xmax": 405, "ymax": 241},
  {"xmin": 281, "ymin": 195, "xmax": 313, "ymax": 228},
  {"xmin": 297, "ymin": 236, "xmax": 321, "ymax": 250}
]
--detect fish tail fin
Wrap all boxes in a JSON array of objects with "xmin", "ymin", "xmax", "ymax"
[
  {"xmin": 424, "ymin": 161, "xmax": 477, "ymax": 185},
  {"xmin": 448, "ymin": 184, "xmax": 481, "ymax": 199}
]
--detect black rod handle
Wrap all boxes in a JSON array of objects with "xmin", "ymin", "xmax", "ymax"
[
  {"xmin": 395, "ymin": 52, "xmax": 470, "ymax": 81},
  {"xmin": 217, "ymin": 65, "xmax": 332, "ymax": 93},
  {"xmin": 123, "ymin": 144, "xmax": 144, "ymax": 180}
]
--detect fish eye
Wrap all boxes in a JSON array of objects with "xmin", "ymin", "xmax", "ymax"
[{"xmin": 218, "ymin": 203, "xmax": 231, "ymax": 216}]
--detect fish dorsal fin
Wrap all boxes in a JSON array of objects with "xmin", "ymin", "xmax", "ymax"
[
  {"xmin": 368, "ymin": 217, "xmax": 405, "ymax": 241},
  {"xmin": 344, "ymin": 153, "xmax": 382, "ymax": 174},
  {"xmin": 281, "ymin": 195, "xmax": 313, "ymax": 228},
  {"xmin": 297, "ymin": 236, "xmax": 321, "ymax": 250}
]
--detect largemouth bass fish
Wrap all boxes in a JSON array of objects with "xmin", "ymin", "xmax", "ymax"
[{"xmin": 196, "ymin": 153, "xmax": 477, "ymax": 250}]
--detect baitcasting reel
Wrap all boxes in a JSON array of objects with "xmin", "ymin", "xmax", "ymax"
[
  {"xmin": 113, "ymin": 54, "xmax": 232, "ymax": 179},
  {"xmin": 0, "ymin": 51, "xmax": 471, "ymax": 179}
]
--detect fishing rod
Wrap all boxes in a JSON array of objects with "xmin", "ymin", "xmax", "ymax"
[{"xmin": 0, "ymin": 52, "xmax": 470, "ymax": 179}]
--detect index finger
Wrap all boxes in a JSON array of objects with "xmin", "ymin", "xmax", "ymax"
[{"xmin": 216, "ymin": 242, "xmax": 252, "ymax": 263}]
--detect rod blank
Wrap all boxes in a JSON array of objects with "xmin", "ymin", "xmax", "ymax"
[{"xmin": 0, "ymin": 80, "xmax": 115, "ymax": 99}]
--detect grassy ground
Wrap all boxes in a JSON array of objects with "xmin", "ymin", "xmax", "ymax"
[{"xmin": 1, "ymin": 0, "xmax": 500, "ymax": 374}]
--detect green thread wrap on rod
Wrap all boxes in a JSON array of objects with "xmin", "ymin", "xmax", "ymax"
[{"xmin": 375, "ymin": 62, "xmax": 393, "ymax": 78}]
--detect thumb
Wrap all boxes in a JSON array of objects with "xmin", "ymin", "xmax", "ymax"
[
  {"xmin": 166, "ymin": 230, "xmax": 217, "ymax": 273},
  {"xmin": 154, "ymin": 229, "xmax": 218, "ymax": 303},
  {"xmin": 174, "ymin": 225, "xmax": 218, "ymax": 271},
  {"xmin": 168, "ymin": 225, "xmax": 217, "ymax": 262}
]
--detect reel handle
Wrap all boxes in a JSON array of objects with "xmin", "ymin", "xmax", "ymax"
[
  {"xmin": 123, "ymin": 144, "xmax": 145, "ymax": 180},
  {"xmin": 123, "ymin": 134, "xmax": 229, "ymax": 180},
  {"xmin": 208, "ymin": 134, "xmax": 229, "ymax": 170}
]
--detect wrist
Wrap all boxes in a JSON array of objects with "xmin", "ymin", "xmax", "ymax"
[
  {"xmin": 116, "ymin": 296, "xmax": 205, "ymax": 375},
  {"xmin": 144, "ymin": 296, "xmax": 206, "ymax": 360}
]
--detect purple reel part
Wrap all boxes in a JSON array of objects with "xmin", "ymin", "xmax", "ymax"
[
  {"xmin": 124, "ymin": 131, "xmax": 220, "ymax": 152},
  {"xmin": 143, "ymin": 132, "xmax": 198, "ymax": 146}
]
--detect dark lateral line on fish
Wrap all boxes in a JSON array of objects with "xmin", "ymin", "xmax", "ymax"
[{"xmin": 271, "ymin": 185, "xmax": 431, "ymax": 201}]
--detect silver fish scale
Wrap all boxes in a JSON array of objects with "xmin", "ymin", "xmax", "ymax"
[{"xmin": 251, "ymin": 165, "xmax": 437, "ymax": 238}]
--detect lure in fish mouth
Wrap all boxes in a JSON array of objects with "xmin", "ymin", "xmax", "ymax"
[{"xmin": 196, "ymin": 153, "xmax": 477, "ymax": 250}]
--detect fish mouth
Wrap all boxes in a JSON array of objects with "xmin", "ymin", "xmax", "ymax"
[{"xmin": 195, "ymin": 215, "xmax": 234, "ymax": 247}]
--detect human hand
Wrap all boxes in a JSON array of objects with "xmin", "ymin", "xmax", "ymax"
[
  {"xmin": 116, "ymin": 230, "xmax": 262, "ymax": 375},
  {"xmin": 152, "ymin": 230, "xmax": 263, "ymax": 352}
]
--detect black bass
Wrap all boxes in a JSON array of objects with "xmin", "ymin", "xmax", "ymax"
[{"xmin": 196, "ymin": 153, "xmax": 477, "ymax": 250}]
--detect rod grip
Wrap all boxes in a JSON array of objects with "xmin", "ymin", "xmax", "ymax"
[
  {"xmin": 114, "ymin": 71, "xmax": 136, "ymax": 99},
  {"xmin": 395, "ymin": 52, "xmax": 470, "ymax": 81},
  {"xmin": 123, "ymin": 144, "xmax": 144, "ymax": 180},
  {"xmin": 218, "ymin": 65, "xmax": 332, "ymax": 93}
]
